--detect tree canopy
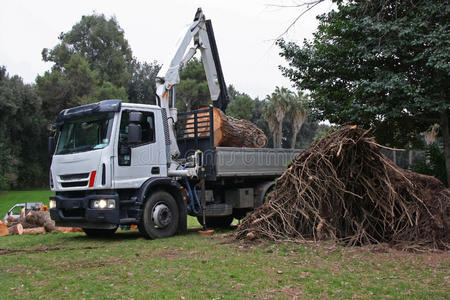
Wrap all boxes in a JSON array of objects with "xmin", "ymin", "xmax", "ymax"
[
  {"xmin": 42, "ymin": 14, "xmax": 132, "ymax": 87},
  {"xmin": 0, "ymin": 67, "xmax": 47, "ymax": 189},
  {"xmin": 127, "ymin": 59, "xmax": 160, "ymax": 104},
  {"xmin": 227, "ymin": 94, "xmax": 255, "ymax": 121},
  {"xmin": 37, "ymin": 13, "xmax": 138, "ymax": 119},
  {"xmin": 278, "ymin": 0, "xmax": 450, "ymax": 184},
  {"xmin": 176, "ymin": 58, "xmax": 211, "ymax": 112}
]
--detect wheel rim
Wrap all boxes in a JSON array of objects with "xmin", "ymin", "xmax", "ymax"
[{"xmin": 152, "ymin": 202, "xmax": 172, "ymax": 228}]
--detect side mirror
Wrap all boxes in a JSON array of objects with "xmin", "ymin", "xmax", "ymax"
[
  {"xmin": 127, "ymin": 111, "xmax": 143, "ymax": 144},
  {"xmin": 128, "ymin": 123, "xmax": 142, "ymax": 144},
  {"xmin": 129, "ymin": 111, "xmax": 143, "ymax": 123},
  {"xmin": 48, "ymin": 136, "xmax": 56, "ymax": 156},
  {"xmin": 47, "ymin": 124, "xmax": 57, "ymax": 156}
]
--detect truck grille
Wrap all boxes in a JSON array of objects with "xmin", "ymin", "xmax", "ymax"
[
  {"xmin": 59, "ymin": 173, "xmax": 90, "ymax": 188},
  {"xmin": 61, "ymin": 181, "xmax": 89, "ymax": 188},
  {"xmin": 60, "ymin": 173, "xmax": 90, "ymax": 180},
  {"xmin": 61, "ymin": 208, "xmax": 85, "ymax": 218}
]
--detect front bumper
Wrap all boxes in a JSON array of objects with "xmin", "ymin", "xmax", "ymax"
[{"xmin": 50, "ymin": 193, "xmax": 120, "ymax": 229}]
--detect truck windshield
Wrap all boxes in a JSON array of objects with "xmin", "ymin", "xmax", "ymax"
[{"xmin": 55, "ymin": 113, "xmax": 114, "ymax": 155}]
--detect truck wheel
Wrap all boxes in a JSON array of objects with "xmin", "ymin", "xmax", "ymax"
[
  {"xmin": 197, "ymin": 215, "xmax": 234, "ymax": 228},
  {"xmin": 142, "ymin": 191, "xmax": 179, "ymax": 239},
  {"xmin": 83, "ymin": 227, "xmax": 117, "ymax": 237}
]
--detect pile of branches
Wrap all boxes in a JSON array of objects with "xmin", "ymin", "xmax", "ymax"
[{"xmin": 237, "ymin": 126, "xmax": 450, "ymax": 250}]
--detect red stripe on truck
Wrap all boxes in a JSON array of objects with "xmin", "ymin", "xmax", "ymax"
[{"xmin": 89, "ymin": 171, "xmax": 96, "ymax": 187}]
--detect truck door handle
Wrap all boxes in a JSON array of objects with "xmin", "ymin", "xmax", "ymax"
[{"xmin": 151, "ymin": 167, "xmax": 160, "ymax": 175}]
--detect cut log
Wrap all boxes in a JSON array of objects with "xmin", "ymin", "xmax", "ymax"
[
  {"xmin": 44, "ymin": 222, "xmax": 56, "ymax": 232},
  {"xmin": 0, "ymin": 223, "xmax": 8, "ymax": 236},
  {"xmin": 8, "ymin": 224, "xmax": 23, "ymax": 235},
  {"xmin": 184, "ymin": 107, "xmax": 266, "ymax": 148},
  {"xmin": 25, "ymin": 210, "xmax": 55, "ymax": 232},
  {"xmin": 23, "ymin": 227, "xmax": 46, "ymax": 235},
  {"xmin": 6, "ymin": 215, "xmax": 17, "ymax": 224},
  {"xmin": 54, "ymin": 226, "xmax": 83, "ymax": 233}
]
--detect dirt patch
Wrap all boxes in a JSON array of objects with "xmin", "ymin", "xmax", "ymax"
[
  {"xmin": 280, "ymin": 286, "xmax": 303, "ymax": 299},
  {"xmin": 0, "ymin": 246, "xmax": 97, "ymax": 256},
  {"xmin": 53, "ymin": 257, "xmax": 123, "ymax": 271},
  {"xmin": 157, "ymin": 250, "xmax": 180, "ymax": 260}
]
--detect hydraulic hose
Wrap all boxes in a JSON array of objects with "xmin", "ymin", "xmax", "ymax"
[{"xmin": 183, "ymin": 176, "xmax": 199, "ymax": 215}]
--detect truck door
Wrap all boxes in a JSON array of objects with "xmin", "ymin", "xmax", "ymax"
[{"xmin": 113, "ymin": 109, "xmax": 167, "ymax": 189}]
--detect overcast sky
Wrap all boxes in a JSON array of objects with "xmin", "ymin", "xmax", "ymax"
[{"xmin": 0, "ymin": 0, "xmax": 334, "ymax": 99}]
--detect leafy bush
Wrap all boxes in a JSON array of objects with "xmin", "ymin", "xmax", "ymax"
[{"xmin": 412, "ymin": 143, "xmax": 447, "ymax": 187}]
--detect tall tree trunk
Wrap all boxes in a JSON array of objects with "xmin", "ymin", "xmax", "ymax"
[
  {"xmin": 291, "ymin": 129, "xmax": 300, "ymax": 149},
  {"xmin": 440, "ymin": 110, "xmax": 450, "ymax": 187},
  {"xmin": 274, "ymin": 130, "xmax": 279, "ymax": 148},
  {"xmin": 408, "ymin": 143, "xmax": 413, "ymax": 170},
  {"xmin": 268, "ymin": 121, "xmax": 279, "ymax": 149},
  {"xmin": 276, "ymin": 121, "xmax": 283, "ymax": 148}
]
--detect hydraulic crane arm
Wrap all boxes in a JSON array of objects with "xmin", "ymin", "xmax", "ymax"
[{"xmin": 156, "ymin": 8, "xmax": 229, "ymax": 157}]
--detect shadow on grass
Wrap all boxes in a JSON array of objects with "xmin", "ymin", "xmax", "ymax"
[{"xmin": 66, "ymin": 227, "xmax": 236, "ymax": 243}]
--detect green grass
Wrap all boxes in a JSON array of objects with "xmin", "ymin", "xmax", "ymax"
[
  {"xmin": 0, "ymin": 190, "xmax": 53, "ymax": 217},
  {"xmin": 0, "ymin": 232, "xmax": 448, "ymax": 299},
  {"xmin": 1, "ymin": 191, "xmax": 448, "ymax": 298}
]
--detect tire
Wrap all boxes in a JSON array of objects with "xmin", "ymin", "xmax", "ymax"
[
  {"xmin": 197, "ymin": 215, "xmax": 234, "ymax": 228},
  {"xmin": 83, "ymin": 227, "xmax": 117, "ymax": 237},
  {"xmin": 141, "ymin": 191, "xmax": 179, "ymax": 239}
]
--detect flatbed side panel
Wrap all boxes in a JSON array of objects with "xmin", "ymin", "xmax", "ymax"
[{"xmin": 214, "ymin": 147, "xmax": 300, "ymax": 177}]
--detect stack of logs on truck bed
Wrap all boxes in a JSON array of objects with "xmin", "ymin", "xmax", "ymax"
[
  {"xmin": 0, "ymin": 209, "xmax": 82, "ymax": 237},
  {"xmin": 184, "ymin": 107, "xmax": 267, "ymax": 148},
  {"xmin": 236, "ymin": 126, "xmax": 450, "ymax": 250}
]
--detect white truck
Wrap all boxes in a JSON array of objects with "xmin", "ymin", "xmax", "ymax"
[{"xmin": 48, "ymin": 8, "xmax": 298, "ymax": 238}]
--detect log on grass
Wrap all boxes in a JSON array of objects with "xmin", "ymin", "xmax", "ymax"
[
  {"xmin": 55, "ymin": 226, "xmax": 83, "ymax": 233},
  {"xmin": 8, "ymin": 224, "xmax": 23, "ymax": 235},
  {"xmin": 184, "ymin": 107, "xmax": 266, "ymax": 148},
  {"xmin": 25, "ymin": 211, "xmax": 55, "ymax": 232},
  {"xmin": 23, "ymin": 227, "xmax": 46, "ymax": 235}
]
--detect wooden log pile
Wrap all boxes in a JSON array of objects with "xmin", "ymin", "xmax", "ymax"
[
  {"xmin": 1, "ymin": 208, "xmax": 82, "ymax": 237},
  {"xmin": 184, "ymin": 107, "xmax": 267, "ymax": 148},
  {"xmin": 236, "ymin": 126, "xmax": 450, "ymax": 251}
]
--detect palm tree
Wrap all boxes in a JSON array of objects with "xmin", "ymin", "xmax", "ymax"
[
  {"xmin": 287, "ymin": 92, "xmax": 308, "ymax": 149},
  {"xmin": 262, "ymin": 102, "xmax": 279, "ymax": 147},
  {"xmin": 263, "ymin": 87, "xmax": 292, "ymax": 148}
]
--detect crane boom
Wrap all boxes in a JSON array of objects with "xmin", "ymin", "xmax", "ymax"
[{"xmin": 156, "ymin": 8, "xmax": 229, "ymax": 157}]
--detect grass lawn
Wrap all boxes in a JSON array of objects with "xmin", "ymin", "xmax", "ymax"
[
  {"xmin": 0, "ymin": 231, "xmax": 448, "ymax": 299},
  {"xmin": 1, "ymin": 191, "xmax": 448, "ymax": 298},
  {"xmin": 0, "ymin": 190, "xmax": 53, "ymax": 217}
]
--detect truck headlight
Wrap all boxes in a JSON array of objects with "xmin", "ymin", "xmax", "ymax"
[
  {"xmin": 91, "ymin": 199, "xmax": 115, "ymax": 209},
  {"xmin": 49, "ymin": 200, "xmax": 56, "ymax": 209}
]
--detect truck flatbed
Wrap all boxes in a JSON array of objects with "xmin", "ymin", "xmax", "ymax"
[{"xmin": 214, "ymin": 147, "xmax": 299, "ymax": 177}]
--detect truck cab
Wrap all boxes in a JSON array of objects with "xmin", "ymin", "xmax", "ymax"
[
  {"xmin": 49, "ymin": 100, "xmax": 187, "ymax": 238},
  {"xmin": 50, "ymin": 100, "xmax": 169, "ymax": 191}
]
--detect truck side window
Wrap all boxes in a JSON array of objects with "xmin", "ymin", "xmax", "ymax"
[{"xmin": 119, "ymin": 110, "xmax": 155, "ymax": 146}]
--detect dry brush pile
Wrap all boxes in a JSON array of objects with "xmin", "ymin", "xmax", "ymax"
[{"xmin": 237, "ymin": 126, "xmax": 450, "ymax": 250}]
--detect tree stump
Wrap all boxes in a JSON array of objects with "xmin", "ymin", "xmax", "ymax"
[
  {"xmin": 184, "ymin": 107, "xmax": 266, "ymax": 148},
  {"xmin": 8, "ymin": 224, "xmax": 23, "ymax": 235}
]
